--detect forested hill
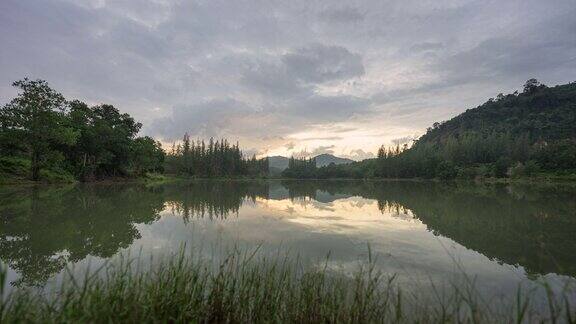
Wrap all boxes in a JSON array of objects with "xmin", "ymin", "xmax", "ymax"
[
  {"xmin": 283, "ymin": 79, "xmax": 576, "ymax": 180},
  {"xmin": 417, "ymin": 80, "xmax": 576, "ymax": 147},
  {"xmin": 373, "ymin": 79, "xmax": 576, "ymax": 179}
]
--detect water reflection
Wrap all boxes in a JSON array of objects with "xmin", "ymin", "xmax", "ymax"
[
  {"xmin": 0, "ymin": 180, "xmax": 575, "ymax": 288},
  {"xmin": 280, "ymin": 180, "xmax": 576, "ymax": 277}
]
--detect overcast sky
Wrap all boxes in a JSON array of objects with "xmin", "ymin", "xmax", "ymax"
[{"xmin": 1, "ymin": 0, "xmax": 575, "ymax": 159}]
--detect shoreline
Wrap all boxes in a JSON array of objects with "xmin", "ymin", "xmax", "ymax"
[{"xmin": 2, "ymin": 174, "xmax": 576, "ymax": 187}]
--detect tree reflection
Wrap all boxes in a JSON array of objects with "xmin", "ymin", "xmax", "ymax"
[
  {"xmin": 0, "ymin": 181, "xmax": 270, "ymax": 286},
  {"xmin": 0, "ymin": 184, "xmax": 165, "ymax": 286},
  {"xmin": 162, "ymin": 181, "xmax": 269, "ymax": 221}
]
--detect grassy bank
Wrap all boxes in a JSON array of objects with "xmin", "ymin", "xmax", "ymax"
[{"xmin": 1, "ymin": 251, "xmax": 574, "ymax": 323}]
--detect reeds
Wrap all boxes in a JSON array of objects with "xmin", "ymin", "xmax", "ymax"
[{"xmin": 0, "ymin": 248, "xmax": 574, "ymax": 323}]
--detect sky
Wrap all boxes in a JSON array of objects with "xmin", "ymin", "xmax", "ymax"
[{"xmin": 1, "ymin": 0, "xmax": 575, "ymax": 160}]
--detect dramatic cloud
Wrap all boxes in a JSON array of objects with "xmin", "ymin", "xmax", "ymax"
[{"xmin": 1, "ymin": 0, "xmax": 575, "ymax": 158}]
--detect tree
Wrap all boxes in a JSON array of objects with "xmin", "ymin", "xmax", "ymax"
[
  {"xmin": 436, "ymin": 161, "xmax": 457, "ymax": 180},
  {"xmin": 282, "ymin": 157, "xmax": 317, "ymax": 178},
  {"xmin": 130, "ymin": 137, "xmax": 165, "ymax": 175},
  {"xmin": 89, "ymin": 104, "xmax": 142, "ymax": 177},
  {"xmin": 377, "ymin": 145, "xmax": 386, "ymax": 159},
  {"xmin": 523, "ymin": 78, "xmax": 541, "ymax": 94},
  {"xmin": 0, "ymin": 79, "xmax": 77, "ymax": 180}
]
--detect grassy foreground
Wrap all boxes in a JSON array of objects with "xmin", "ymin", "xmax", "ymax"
[{"xmin": 1, "ymin": 250, "xmax": 575, "ymax": 323}]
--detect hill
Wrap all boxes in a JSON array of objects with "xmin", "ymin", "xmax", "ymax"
[
  {"xmin": 283, "ymin": 79, "xmax": 576, "ymax": 180},
  {"xmin": 417, "ymin": 79, "xmax": 576, "ymax": 146}
]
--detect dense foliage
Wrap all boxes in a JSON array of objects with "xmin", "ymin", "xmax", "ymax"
[
  {"xmin": 165, "ymin": 134, "xmax": 269, "ymax": 178},
  {"xmin": 0, "ymin": 79, "xmax": 165, "ymax": 181},
  {"xmin": 282, "ymin": 79, "xmax": 576, "ymax": 180}
]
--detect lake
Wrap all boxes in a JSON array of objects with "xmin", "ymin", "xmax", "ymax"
[{"xmin": 1, "ymin": 180, "xmax": 575, "ymax": 303}]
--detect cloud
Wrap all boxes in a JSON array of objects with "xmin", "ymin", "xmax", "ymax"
[
  {"xmin": 391, "ymin": 136, "xmax": 417, "ymax": 146},
  {"xmin": 433, "ymin": 5, "xmax": 576, "ymax": 88},
  {"xmin": 284, "ymin": 142, "xmax": 296, "ymax": 150},
  {"xmin": 241, "ymin": 43, "xmax": 365, "ymax": 100},
  {"xmin": 299, "ymin": 136, "xmax": 343, "ymax": 141},
  {"xmin": 311, "ymin": 145, "xmax": 336, "ymax": 156},
  {"xmin": 410, "ymin": 42, "xmax": 444, "ymax": 53},
  {"xmin": 320, "ymin": 7, "xmax": 366, "ymax": 23},
  {"xmin": 440, "ymin": 29, "xmax": 576, "ymax": 83},
  {"xmin": 241, "ymin": 60, "xmax": 306, "ymax": 97},
  {"xmin": 151, "ymin": 99, "xmax": 256, "ymax": 139},
  {"xmin": 343, "ymin": 149, "xmax": 375, "ymax": 161},
  {"xmin": 283, "ymin": 44, "xmax": 365, "ymax": 84},
  {"xmin": 286, "ymin": 93, "xmax": 371, "ymax": 121}
]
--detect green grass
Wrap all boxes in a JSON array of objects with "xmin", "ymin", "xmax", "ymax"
[
  {"xmin": 0, "ymin": 249, "xmax": 575, "ymax": 323},
  {"xmin": 0, "ymin": 157, "xmax": 30, "ymax": 184}
]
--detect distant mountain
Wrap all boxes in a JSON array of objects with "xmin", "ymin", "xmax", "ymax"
[
  {"xmin": 268, "ymin": 154, "xmax": 354, "ymax": 172},
  {"xmin": 268, "ymin": 156, "xmax": 290, "ymax": 171},
  {"xmin": 314, "ymin": 154, "xmax": 354, "ymax": 167}
]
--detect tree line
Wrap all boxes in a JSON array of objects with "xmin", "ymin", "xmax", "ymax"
[
  {"xmin": 165, "ymin": 134, "xmax": 269, "ymax": 178},
  {"xmin": 3, "ymin": 77, "xmax": 574, "ymax": 182}
]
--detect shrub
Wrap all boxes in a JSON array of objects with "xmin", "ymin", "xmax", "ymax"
[
  {"xmin": 39, "ymin": 168, "xmax": 76, "ymax": 183},
  {"xmin": 456, "ymin": 167, "xmax": 477, "ymax": 180},
  {"xmin": 436, "ymin": 161, "xmax": 457, "ymax": 180}
]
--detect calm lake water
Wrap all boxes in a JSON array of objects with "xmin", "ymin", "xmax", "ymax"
[{"xmin": 1, "ymin": 180, "xmax": 575, "ymax": 301}]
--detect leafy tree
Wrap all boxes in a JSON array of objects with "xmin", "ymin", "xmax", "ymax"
[
  {"xmin": 523, "ymin": 78, "xmax": 542, "ymax": 94},
  {"xmin": 0, "ymin": 79, "xmax": 77, "ymax": 180},
  {"xmin": 130, "ymin": 137, "xmax": 165, "ymax": 175}
]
